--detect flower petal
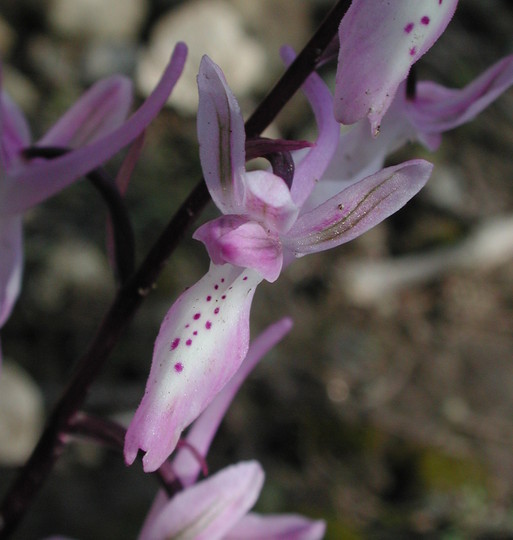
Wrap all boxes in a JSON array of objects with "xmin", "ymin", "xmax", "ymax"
[
  {"xmin": 411, "ymin": 54, "xmax": 513, "ymax": 148},
  {"xmin": 0, "ymin": 215, "xmax": 23, "ymax": 329},
  {"xmin": 173, "ymin": 317, "xmax": 293, "ymax": 487},
  {"xmin": 284, "ymin": 159, "xmax": 433, "ymax": 256},
  {"xmin": 194, "ymin": 216, "xmax": 283, "ymax": 282},
  {"xmin": 334, "ymin": 0, "xmax": 458, "ymax": 134},
  {"xmin": 124, "ymin": 263, "xmax": 262, "ymax": 472},
  {"xmin": 280, "ymin": 46, "xmax": 340, "ymax": 208},
  {"xmin": 37, "ymin": 76, "xmax": 133, "ymax": 148},
  {"xmin": 197, "ymin": 55, "xmax": 246, "ymax": 214},
  {"xmin": 1, "ymin": 42, "xmax": 187, "ymax": 214},
  {"xmin": 226, "ymin": 512, "xmax": 326, "ymax": 540},
  {"xmin": 139, "ymin": 461, "xmax": 264, "ymax": 540},
  {"xmin": 1, "ymin": 91, "xmax": 31, "ymax": 170},
  {"xmin": 243, "ymin": 170, "xmax": 299, "ymax": 234}
]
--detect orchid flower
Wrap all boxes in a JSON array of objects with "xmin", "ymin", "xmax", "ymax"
[
  {"xmin": 313, "ymin": 54, "xmax": 513, "ymax": 208},
  {"xmin": 0, "ymin": 43, "xmax": 187, "ymax": 368},
  {"xmin": 138, "ymin": 319, "xmax": 325, "ymax": 540},
  {"xmin": 335, "ymin": 0, "xmax": 458, "ymax": 134},
  {"xmin": 125, "ymin": 51, "xmax": 433, "ymax": 472}
]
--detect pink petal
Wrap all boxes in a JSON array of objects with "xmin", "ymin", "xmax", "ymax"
[
  {"xmin": 173, "ymin": 317, "xmax": 293, "ymax": 487},
  {"xmin": 226, "ymin": 512, "xmax": 326, "ymax": 540},
  {"xmin": 243, "ymin": 170, "xmax": 299, "ymax": 234},
  {"xmin": 194, "ymin": 217, "xmax": 283, "ymax": 282},
  {"xmin": 197, "ymin": 55, "xmax": 246, "ymax": 214},
  {"xmin": 410, "ymin": 54, "xmax": 513, "ymax": 147},
  {"xmin": 0, "ymin": 215, "xmax": 23, "ymax": 328},
  {"xmin": 284, "ymin": 159, "xmax": 433, "ymax": 256},
  {"xmin": 1, "ymin": 91, "xmax": 31, "ymax": 170},
  {"xmin": 2, "ymin": 42, "xmax": 187, "ymax": 214},
  {"xmin": 334, "ymin": 0, "xmax": 458, "ymax": 134},
  {"xmin": 138, "ymin": 461, "xmax": 264, "ymax": 540},
  {"xmin": 37, "ymin": 76, "xmax": 133, "ymax": 148},
  {"xmin": 280, "ymin": 46, "xmax": 340, "ymax": 208},
  {"xmin": 124, "ymin": 263, "xmax": 262, "ymax": 472}
]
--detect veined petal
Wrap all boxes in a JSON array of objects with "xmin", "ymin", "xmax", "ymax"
[
  {"xmin": 124, "ymin": 263, "xmax": 262, "ymax": 472},
  {"xmin": 284, "ymin": 160, "xmax": 433, "ymax": 256},
  {"xmin": 243, "ymin": 170, "xmax": 299, "ymax": 234},
  {"xmin": 410, "ymin": 54, "xmax": 513, "ymax": 147},
  {"xmin": 1, "ymin": 42, "xmax": 187, "ymax": 214},
  {"xmin": 37, "ymin": 76, "xmax": 133, "ymax": 148},
  {"xmin": 194, "ymin": 217, "xmax": 283, "ymax": 282},
  {"xmin": 138, "ymin": 461, "xmax": 264, "ymax": 540},
  {"xmin": 226, "ymin": 512, "xmax": 326, "ymax": 540},
  {"xmin": 197, "ymin": 55, "xmax": 245, "ymax": 214},
  {"xmin": 0, "ymin": 214, "xmax": 23, "ymax": 328},
  {"xmin": 280, "ymin": 46, "xmax": 340, "ymax": 208},
  {"xmin": 173, "ymin": 317, "xmax": 293, "ymax": 487},
  {"xmin": 1, "ymin": 91, "xmax": 31, "ymax": 171},
  {"xmin": 335, "ymin": 0, "xmax": 458, "ymax": 134}
]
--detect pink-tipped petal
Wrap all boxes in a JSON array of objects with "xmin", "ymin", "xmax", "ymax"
[
  {"xmin": 124, "ymin": 263, "xmax": 262, "ymax": 472},
  {"xmin": 37, "ymin": 76, "xmax": 133, "ymax": 148},
  {"xmin": 243, "ymin": 170, "xmax": 299, "ymax": 234},
  {"xmin": 194, "ymin": 217, "xmax": 283, "ymax": 282},
  {"xmin": 226, "ymin": 512, "xmax": 326, "ymax": 540},
  {"xmin": 411, "ymin": 54, "xmax": 513, "ymax": 146},
  {"xmin": 284, "ymin": 159, "xmax": 433, "ymax": 256},
  {"xmin": 173, "ymin": 317, "xmax": 293, "ymax": 487},
  {"xmin": 138, "ymin": 461, "xmax": 264, "ymax": 540},
  {"xmin": 280, "ymin": 46, "xmax": 340, "ymax": 207},
  {"xmin": 0, "ymin": 215, "xmax": 23, "ymax": 328},
  {"xmin": 2, "ymin": 42, "xmax": 187, "ymax": 214},
  {"xmin": 197, "ymin": 55, "xmax": 246, "ymax": 214},
  {"xmin": 335, "ymin": 0, "xmax": 458, "ymax": 134}
]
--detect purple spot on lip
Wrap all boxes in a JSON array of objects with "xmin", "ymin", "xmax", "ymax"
[
  {"xmin": 193, "ymin": 331, "xmax": 198, "ymax": 336},
  {"xmin": 185, "ymin": 324, "xmax": 190, "ymax": 329},
  {"xmin": 186, "ymin": 339, "xmax": 192, "ymax": 346},
  {"xmin": 206, "ymin": 295, "xmax": 212, "ymax": 302},
  {"xmin": 404, "ymin": 22, "xmax": 414, "ymax": 33},
  {"xmin": 409, "ymin": 46, "xmax": 416, "ymax": 56},
  {"xmin": 214, "ymin": 307, "xmax": 220, "ymax": 315},
  {"xmin": 174, "ymin": 362, "xmax": 183, "ymax": 373},
  {"xmin": 170, "ymin": 338, "xmax": 180, "ymax": 351},
  {"xmin": 214, "ymin": 284, "xmax": 219, "ymax": 290},
  {"xmin": 193, "ymin": 313, "xmax": 201, "ymax": 320},
  {"xmin": 243, "ymin": 276, "xmax": 248, "ymax": 281},
  {"xmin": 206, "ymin": 321, "xmax": 212, "ymax": 329},
  {"xmin": 221, "ymin": 295, "xmax": 226, "ymax": 300},
  {"xmin": 421, "ymin": 16, "xmax": 430, "ymax": 25},
  {"xmin": 221, "ymin": 278, "xmax": 225, "ymax": 283}
]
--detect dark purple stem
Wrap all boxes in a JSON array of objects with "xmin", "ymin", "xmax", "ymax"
[
  {"xmin": 0, "ymin": 1, "xmax": 349, "ymax": 536},
  {"xmin": 68, "ymin": 413, "xmax": 182, "ymax": 496}
]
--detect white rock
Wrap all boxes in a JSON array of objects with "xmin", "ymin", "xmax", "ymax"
[
  {"xmin": 0, "ymin": 362, "xmax": 44, "ymax": 466},
  {"xmin": 137, "ymin": 0, "xmax": 267, "ymax": 114},
  {"xmin": 48, "ymin": 0, "xmax": 148, "ymax": 41},
  {"xmin": 340, "ymin": 215, "xmax": 513, "ymax": 306}
]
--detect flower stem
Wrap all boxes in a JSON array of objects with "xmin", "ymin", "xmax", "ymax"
[{"xmin": 0, "ymin": 1, "xmax": 349, "ymax": 536}]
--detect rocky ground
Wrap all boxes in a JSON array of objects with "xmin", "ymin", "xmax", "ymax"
[{"xmin": 1, "ymin": 1, "xmax": 513, "ymax": 538}]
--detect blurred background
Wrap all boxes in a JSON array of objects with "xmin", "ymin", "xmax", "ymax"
[{"xmin": 1, "ymin": 0, "xmax": 513, "ymax": 538}]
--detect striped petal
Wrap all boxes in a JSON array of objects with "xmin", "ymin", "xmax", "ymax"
[
  {"xmin": 197, "ymin": 55, "xmax": 246, "ymax": 214},
  {"xmin": 284, "ymin": 160, "xmax": 433, "ymax": 256}
]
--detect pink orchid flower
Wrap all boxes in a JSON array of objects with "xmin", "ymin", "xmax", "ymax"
[
  {"xmin": 125, "ymin": 51, "xmax": 432, "ymax": 472},
  {"xmin": 315, "ymin": 54, "xmax": 513, "ymax": 208},
  {"xmin": 335, "ymin": 0, "xmax": 458, "ymax": 134},
  {"xmin": 0, "ymin": 43, "xmax": 187, "ymax": 368},
  {"xmin": 138, "ymin": 319, "xmax": 325, "ymax": 540}
]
